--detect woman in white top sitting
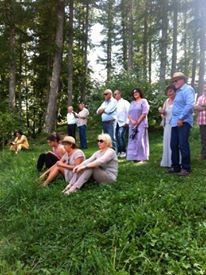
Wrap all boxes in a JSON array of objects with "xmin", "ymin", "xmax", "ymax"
[{"xmin": 63, "ymin": 133, "xmax": 118, "ymax": 195}]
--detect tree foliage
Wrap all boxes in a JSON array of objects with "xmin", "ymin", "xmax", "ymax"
[{"xmin": 0, "ymin": 0, "xmax": 205, "ymax": 134}]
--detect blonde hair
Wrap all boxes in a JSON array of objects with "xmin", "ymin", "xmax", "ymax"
[{"xmin": 98, "ymin": 133, "xmax": 112, "ymax": 147}]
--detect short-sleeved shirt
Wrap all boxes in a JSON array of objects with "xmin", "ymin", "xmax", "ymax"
[
  {"xmin": 196, "ymin": 95, "xmax": 206, "ymax": 125},
  {"xmin": 62, "ymin": 149, "xmax": 85, "ymax": 182}
]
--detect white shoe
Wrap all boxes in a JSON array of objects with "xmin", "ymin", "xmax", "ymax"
[
  {"xmin": 120, "ymin": 152, "xmax": 126, "ymax": 158},
  {"xmin": 64, "ymin": 185, "xmax": 78, "ymax": 195},
  {"xmin": 62, "ymin": 183, "xmax": 72, "ymax": 193}
]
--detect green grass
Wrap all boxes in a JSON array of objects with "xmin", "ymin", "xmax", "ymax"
[{"xmin": 0, "ymin": 128, "xmax": 206, "ymax": 274}]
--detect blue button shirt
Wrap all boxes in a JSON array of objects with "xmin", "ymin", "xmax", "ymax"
[
  {"xmin": 97, "ymin": 97, "xmax": 117, "ymax": 122},
  {"xmin": 171, "ymin": 83, "xmax": 195, "ymax": 127}
]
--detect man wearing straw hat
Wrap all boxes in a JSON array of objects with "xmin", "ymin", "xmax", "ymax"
[{"xmin": 168, "ymin": 72, "xmax": 195, "ymax": 176}]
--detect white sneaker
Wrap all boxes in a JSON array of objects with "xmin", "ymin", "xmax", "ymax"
[{"xmin": 120, "ymin": 152, "xmax": 126, "ymax": 158}]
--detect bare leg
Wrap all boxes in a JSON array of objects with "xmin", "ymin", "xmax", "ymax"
[{"xmin": 42, "ymin": 166, "xmax": 64, "ymax": 186}]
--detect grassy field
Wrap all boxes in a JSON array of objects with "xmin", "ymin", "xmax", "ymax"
[{"xmin": 0, "ymin": 128, "xmax": 206, "ymax": 274}]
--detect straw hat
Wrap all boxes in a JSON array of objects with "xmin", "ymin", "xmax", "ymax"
[
  {"xmin": 172, "ymin": 72, "xmax": 187, "ymax": 81},
  {"xmin": 62, "ymin": 136, "xmax": 76, "ymax": 144}
]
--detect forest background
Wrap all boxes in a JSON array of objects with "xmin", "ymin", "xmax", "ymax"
[{"xmin": 0, "ymin": 0, "xmax": 206, "ymax": 143}]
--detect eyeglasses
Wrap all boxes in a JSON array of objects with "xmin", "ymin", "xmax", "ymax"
[
  {"xmin": 103, "ymin": 93, "xmax": 109, "ymax": 96},
  {"xmin": 97, "ymin": 139, "xmax": 104, "ymax": 143}
]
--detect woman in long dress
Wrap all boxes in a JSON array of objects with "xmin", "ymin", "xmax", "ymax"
[
  {"xmin": 159, "ymin": 85, "xmax": 176, "ymax": 167},
  {"xmin": 126, "ymin": 88, "xmax": 150, "ymax": 162}
]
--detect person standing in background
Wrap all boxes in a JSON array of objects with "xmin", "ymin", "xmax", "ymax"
[
  {"xmin": 74, "ymin": 103, "xmax": 89, "ymax": 149},
  {"xmin": 169, "ymin": 72, "xmax": 195, "ymax": 176},
  {"xmin": 114, "ymin": 89, "xmax": 130, "ymax": 158},
  {"xmin": 159, "ymin": 85, "xmax": 176, "ymax": 167},
  {"xmin": 96, "ymin": 89, "xmax": 117, "ymax": 150},
  {"xmin": 67, "ymin": 106, "xmax": 76, "ymax": 138},
  {"xmin": 194, "ymin": 83, "xmax": 206, "ymax": 160}
]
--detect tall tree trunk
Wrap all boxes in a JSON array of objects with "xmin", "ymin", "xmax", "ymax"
[
  {"xmin": 159, "ymin": 0, "xmax": 168, "ymax": 90},
  {"xmin": 44, "ymin": 0, "xmax": 64, "ymax": 133},
  {"xmin": 67, "ymin": 0, "xmax": 73, "ymax": 106},
  {"xmin": 9, "ymin": 25, "xmax": 16, "ymax": 110},
  {"xmin": 106, "ymin": 0, "xmax": 115, "ymax": 82},
  {"xmin": 143, "ymin": 0, "xmax": 148, "ymax": 80},
  {"xmin": 198, "ymin": 0, "xmax": 206, "ymax": 92},
  {"xmin": 127, "ymin": 0, "xmax": 133, "ymax": 73},
  {"xmin": 81, "ymin": 1, "xmax": 89, "ymax": 102},
  {"xmin": 183, "ymin": 14, "xmax": 189, "ymax": 76},
  {"xmin": 121, "ymin": 0, "xmax": 128, "ymax": 71},
  {"xmin": 171, "ymin": 0, "xmax": 178, "ymax": 76},
  {"xmin": 148, "ymin": 41, "xmax": 152, "ymax": 83},
  {"xmin": 191, "ymin": 33, "xmax": 198, "ymax": 86}
]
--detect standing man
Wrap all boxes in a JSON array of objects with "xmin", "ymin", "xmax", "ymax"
[
  {"xmin": 114, "ymin": 89, "xmax": 130, "ymax": 158},
  {"xmin": 74, "ymin": 103, "xmax": 89, "ymax": 149},
  {"xmin": 169, "ymin": 72, "xmax": 195, "ymax": 176},
  {"xmin": 67, "ymin": 106, "xmax": 76, "ymax": 138},
  {"xmin": 96, "ymin": 89, "xmax": 117, "ymax": 150},
  {"xmin": 194, "ymin": 83, "xmax": 206, "ymax": 160}
]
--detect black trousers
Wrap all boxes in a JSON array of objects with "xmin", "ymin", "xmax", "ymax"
[
  {"xmin": 36, "ymin": 152, "xmax": 59, "ymax": 171},
  {"xmin": 67, "ymin": 124, "xmax": 76, "ymax": 139}
]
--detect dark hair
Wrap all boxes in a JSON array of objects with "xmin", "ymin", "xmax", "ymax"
[
  {"xmin": 131, "ymin": 88, "xmax": 144, "ymax": 99},
  {"xmin": 15, "ymin": 130, "xmax": 23, "ymax": 136},
  {"xmin": 165, "ymin": 85, "xmax": 176, "ymax": 93},
  {"xmin": 47, "ymin": 134, "xmax": 60, "ymax": 142}
]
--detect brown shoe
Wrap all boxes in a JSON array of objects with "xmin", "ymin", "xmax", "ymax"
[{"xmin": 177, "ymin": 169, "xmax": 190, "ymax": 176}]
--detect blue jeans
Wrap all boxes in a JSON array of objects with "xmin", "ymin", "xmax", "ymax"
[
  {"xmin": 78, "ymin": 125, "xmax": 87, "ymax": 149},
  {"xmin": 170, "ymin": 122, "xmax": 191, "ymax": 172},
  {"xmin": 116, "ymin": 124, "xmax": 127, "ymax": 153},
  {"xmin": 102, "ymin": 120, "xmax": 116, "ymax": 150}
]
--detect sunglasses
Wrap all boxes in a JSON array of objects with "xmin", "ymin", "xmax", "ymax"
[
  {"xmin": 173, "ymin": 79, "xmax": 181, "ymax": 83},
  {"xmin": 103, "ymin": 93, "xmax": 109, "ymax": 96},
  {"xmin": 97, "ymin": 139, "xmax": 104, "ymax": 143}
]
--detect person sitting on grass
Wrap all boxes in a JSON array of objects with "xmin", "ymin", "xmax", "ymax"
[
  {"xmin": 36, "ymin": 134, "xmax": 65, "ymax": 172},
  {"xmin": 41, "ymin": 136, "xmax": 85, "ymax": 187},
  {"xmin": 10, "ymin": 130, "xmax": 29, "ymax": 154},
  {"xmin": 63, "ymin": 133, "xmax": 118, "ymax": 195}
]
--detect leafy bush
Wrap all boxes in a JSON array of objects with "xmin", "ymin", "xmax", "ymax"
[{"xmin": 0, "ymin": 112, "xmax": 17, "ymax": 148}]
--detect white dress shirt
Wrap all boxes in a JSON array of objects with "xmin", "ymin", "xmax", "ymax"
[{"xmin": 116, "ymin": 98, "xmax": 130, "ymax": 127}]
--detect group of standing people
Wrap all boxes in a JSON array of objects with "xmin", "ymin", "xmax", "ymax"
[
  {"xmin": 66, "ymin": 103, "xmax": 89, "ymax": 149},
  {"xmin": 159, "ymin": 72, "xmax": 206, "ymax": 176},
  {"xmin": 96, "ymin": 88, "xmax": 150, "ymax": 162}
]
